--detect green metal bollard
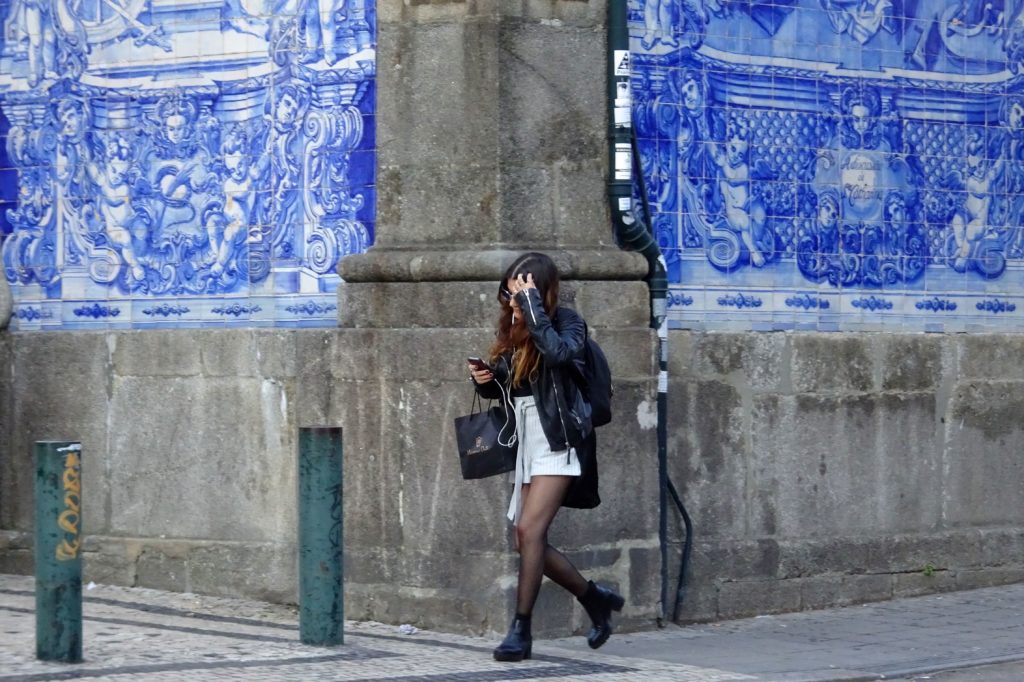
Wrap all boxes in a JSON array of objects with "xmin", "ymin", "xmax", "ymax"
[
  {"xmin": 298, "ymin": 427, "xmax": 344, "ymax": 646},
  {"xmin": 34, "ymin": 440, "xmax": 83, "ymax": 663}
]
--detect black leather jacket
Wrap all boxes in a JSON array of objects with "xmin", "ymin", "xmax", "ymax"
[{"xmin": 474, "ymin": 289, "xmax": 593, "ymax": 452}]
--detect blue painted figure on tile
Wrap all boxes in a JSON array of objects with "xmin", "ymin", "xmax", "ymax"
[
  {"xmin": 4, "ymin": 0, "xmax": 88, "ymax": 84},
  {"xmin": 641, "ymin": 0, "xmax": 679, "ymax": 49},
  {"xmin": 820, "ymin": 0, "xmax": 895, "ymax": 45},
  {"xmin": 292, "ymin": 0, "xmax": 371, "ymax": 64},
  {"xmin": 54, "ymin": 99, "xmax": 94, "ymax": 274},
  {"xmin": 218, "ymin": 125, "xmax": 267, "ymax": 281},
  {"xmin": 0, "ymin": 0, "xmax": 376, "ymax": 328},
  {"xmin": 1002, "ymin": 95, "xmax": 1024, "ymax": 258},
  {"xmin": 260, "ymin": 83, "xmax": 308, "ymax": 261},
  {"xmin": 1008, "ymin": 3, "xmax": 1024, "ymax": 72},
  {"xmin": 4, "ymin": 0, "xmax": 56, "ymax": 85},
  {"xmin": 139, "ymin": 95, "xmax": 223, "ymax": 287},
  {"xmin": 87, "ymin": 133, "xmax": 146, "ymax": 284},
  {"xmin": 949, "ymin": 132, "xmax": 1006, "ymax": 274},
  {"xmin": 707, "ymin": 117, "xmax": 768, "ymax": 268}
]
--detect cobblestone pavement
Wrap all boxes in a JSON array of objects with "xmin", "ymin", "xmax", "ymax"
[
  {"xmin": 3, "ymin": 574, "xmax": 1024, "ymax": 681},
  {"xmin": 0, "ymin": 574, "xmax": 746, "ymax": 682}
]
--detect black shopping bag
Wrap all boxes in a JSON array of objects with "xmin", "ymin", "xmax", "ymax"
[{"xmin": 453, "ymin": 397, "xmax": 517, "ymax": 480}]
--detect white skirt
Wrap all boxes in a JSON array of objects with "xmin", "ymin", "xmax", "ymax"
[{"xmin": 506, "ymin": 395, "xmax": 581, "ymax": 524}]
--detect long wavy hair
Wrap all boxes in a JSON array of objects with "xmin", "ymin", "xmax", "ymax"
[{"xmin": 488, "ymin": 252, "xmax": 561, "ymax": 388}]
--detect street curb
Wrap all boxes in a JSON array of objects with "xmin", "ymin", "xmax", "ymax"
[
  {"xmin": 873, "ymin": 652, "xmax": 1024, "ymax": 679},
  {"xmin": 752, "ymin": 670, "xmax": 879, "ymax": 682}
]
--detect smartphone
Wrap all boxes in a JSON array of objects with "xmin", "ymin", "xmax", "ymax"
[{"xmin": 468, "ymin": 356, "xmax": 491, "ymax": 371}]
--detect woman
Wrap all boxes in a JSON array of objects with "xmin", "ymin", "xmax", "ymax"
[{"xmin": 468, "ymin": 252, "xmax": 624, "ymax": 662}]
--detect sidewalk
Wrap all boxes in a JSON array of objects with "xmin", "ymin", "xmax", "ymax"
[{"xmin": 1, "ymin": 573, "xmax": 1022, "ymax": 681}]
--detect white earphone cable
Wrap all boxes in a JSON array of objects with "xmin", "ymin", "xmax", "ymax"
[{"xmin": 495, "ymin": 357, "xmax": 517, "ymax": 448}]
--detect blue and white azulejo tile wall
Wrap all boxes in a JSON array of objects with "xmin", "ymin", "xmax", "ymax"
[
  {"xmin": 0, "ymin": 0, "xmax": 375, "ymax": 330},
  {"xmin": 631, "ymin": 0, "xmax": 1024, "ymax": 331}
]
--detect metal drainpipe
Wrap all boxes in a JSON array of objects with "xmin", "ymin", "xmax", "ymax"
[{"xmin": 606, "ymin": 0, "xmax": 692, "ymax": 624}]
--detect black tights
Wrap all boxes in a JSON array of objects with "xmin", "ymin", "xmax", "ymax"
[{"xmin": 513, "ymin": 476, "xmax": 589, "ymax": 616}]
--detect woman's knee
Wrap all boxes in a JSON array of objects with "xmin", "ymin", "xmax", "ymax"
[{"xmin": 515, "ymin": 520, "xmax": 547, "ymax": 549}]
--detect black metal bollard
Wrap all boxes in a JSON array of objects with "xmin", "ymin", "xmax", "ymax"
[
  {"xmin": 298, "ymin": 427, "xmax": 344, "ymax": 646},
  {"xmin": 34, "ymin": 441, "xmax": 83, "ymax": 663}
]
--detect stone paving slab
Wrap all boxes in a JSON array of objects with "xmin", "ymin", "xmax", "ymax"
[
  {"xmin": 548, "ymin": 582, "xmax": 1024, "ymax": 681},
  {"xmin": 0, "ymin": 575, "xmax": 747, "ymax": 682}
]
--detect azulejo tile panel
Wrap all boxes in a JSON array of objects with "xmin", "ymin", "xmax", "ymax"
[
  {"xmin": 0, "ymin": 0, "xmax": 375, "ymax": 330},
  {"xmin": 631, "ymin": 0, "xmax": 1024, "ymax": 331}
]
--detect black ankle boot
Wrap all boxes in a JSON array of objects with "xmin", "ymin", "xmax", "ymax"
[
  {"xmin": 493, "ymin": 614, "xmax": 533, "ymax": 662},
  {"xmin": 577, "ymin": 581, "xmax": 625, "ymax": 649}
]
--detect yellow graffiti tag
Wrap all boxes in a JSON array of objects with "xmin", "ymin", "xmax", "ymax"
[
  {"xmin": 62, "ymin": 453, "xmax": 80, "ymax": 492},
  {"xmin": 56, "ymin": 539, "xmax": 80, "ymax": 561},
  {"xmin": 58, "ymin": 509, "xmax": 78, "ymax": 534},
  {"xmin": 56, "ymin": 450, "xmax": 81, "ymax": 561}
]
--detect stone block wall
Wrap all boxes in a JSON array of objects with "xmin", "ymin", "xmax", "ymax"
[
  {"xmin": 667, "ymin": 331, "xmax": 1024, "ymax": 622},
  {"xmin": 2, "ymin": 325, "xmax": 1023, "ymax": 634}
]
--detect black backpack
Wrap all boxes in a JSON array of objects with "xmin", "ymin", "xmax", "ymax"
[{"xmin": 575, "ymin": 329, "xmax": 613, "ymax": 427}]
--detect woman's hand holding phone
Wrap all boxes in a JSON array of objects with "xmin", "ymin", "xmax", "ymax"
[{"xmin": 467, "ymin": 357, "xmax": 494, "ymax": 384}]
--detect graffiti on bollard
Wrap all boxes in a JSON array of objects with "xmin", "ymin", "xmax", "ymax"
[
  {"xmin": 55, "ymin": 445, "xmax": 81, "ymax": 561},
  {"xmin": 35, "ymin": 440, "xmax": 83, "ymax": 663}
]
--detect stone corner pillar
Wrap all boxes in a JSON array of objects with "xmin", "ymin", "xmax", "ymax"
[
  {"xmin": 334, "ymin": 0, "xmax": 659, "ymax": 636},
  {"xmin": 341, "ymin": 0, "xmax": 649, "ymax": 323}
]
